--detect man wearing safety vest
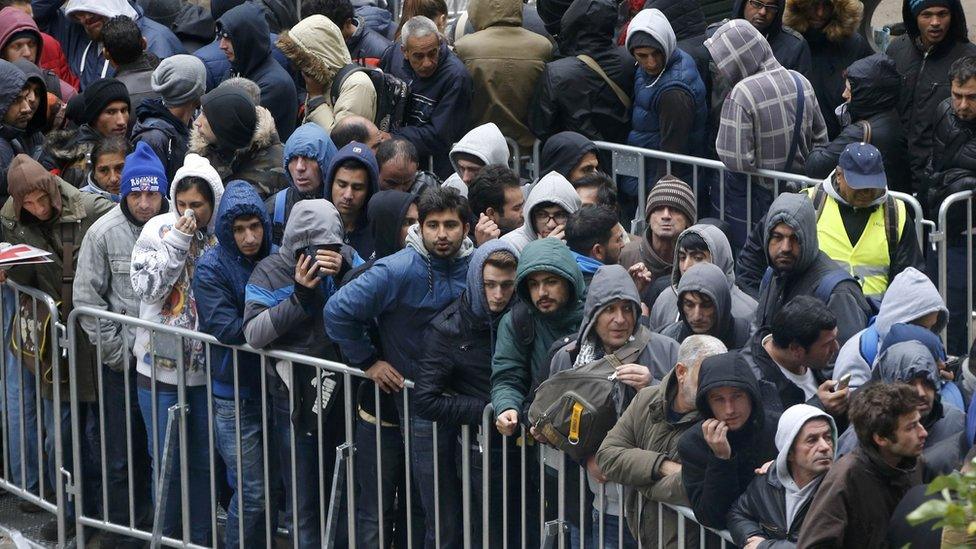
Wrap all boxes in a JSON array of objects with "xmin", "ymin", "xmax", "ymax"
[{"xmin": 737, "ymin": 142, "xmax": 925, "ymax": 300}]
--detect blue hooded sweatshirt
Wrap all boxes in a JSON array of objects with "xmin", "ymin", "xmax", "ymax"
[
  {"xmin": 266, "ymin": 123, "xmax": 338, "ymax": 245},
  {"xmin": 324, "ymin": 141, "xmax": 379, "ymax": 259},
  {"xmin": 217, "ymin": 3, "xmax": 298, "ymax": 140},
  {"xmin": 193, "ymin": 180, "xmax": 273, "ymax": 398}
]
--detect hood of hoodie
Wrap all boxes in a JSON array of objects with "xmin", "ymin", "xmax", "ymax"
[
  {"xmin": 847, "ymin": 54, "xmax": 901, "ymax": 119},
  {"xmin": 625, "ymin": 9, "xmax": 677, "ymax": 62},
  {"xmin": 170, "ymin": 153, "xmax": 225, "ymax": 235},
  {"xmin": 218, "ymin": 3, "xmax": 272, "ymax": 77},
  {"xmin": 875, "ymin": 267, "xmax": 948, "ymax": 339},
  {"xmin": 521, "ymin": 172, "xmax": 583, "ymax": 241},
  {"xmin": 10, "ymin": 60, "xmax": 48, "ymax": 135},
  {"xmin": 880, "ymin": 323, "xmax": 947, "ymax": 364},
  {"xmin": 670, "ymin": 224, "xmax": 737, "ymax": 287},
  {"xmin": 540, "ymin": 132, "xmax": 597, "ymax": 179},
  {"xmin": 367, "ymin": 190, "xmax": 416, "ymax": 259},
  {"xmin": 276, "ymin": 14, "xmax": 350, "ymax": 85},
  {"xmin": 704, "ymin": 19, "xmax": 782, "ymax": 86},
  {"xmin": 874, "ymin": 340, "xmax": 941, "ymax": 388},
  {"xmin": 323, "ymin": 141, "xmax": 379, "ymax": 230},
  {"xmin": 279, "ymin": 198, "xmax": 344, "ymax": 261},
  {"xmin": 784, "ymin": 0, "xmax": 862, "ymax": 42},
  {"xmin": 189, "ymin": 105, "xmax": 279, "ymax": 160},
  {"xmin": 283, "ymin": 123, "xmax": 338, "ymax": 196},
  {"xmin": 731, "ymin": 0, "xmax": 784, "ymax": 37},
  {"xmin": 134, "ymin": 98, "xmax": 188, "ymax": 137},
  {"xmin": 215, "ymin": 180, "xmax": 273, "ymax": 261},
  {"xmin": 466, "ymin": 239, "xmax": 520, "ymax": 321},
  {"xmin": 902, "ymin": 0, "xmax": 969, "ymax": 45},
  {"xmin": 575, "ymin": 264, "xmax": 642, "ymax": 348},
  {"xmin": 404, "ymin": 222, "xmax": 475, "ymax": 262},
  {"xmin": 558, "ymin": 0, "xmax": 618, "ymax": 56},
  {"xmin": 7, "ymin": 154, "xmax": 63, "ymax": 221},
  {"xmin": 695, "ymin": 351, "xmax": 765, "ymax": 434},
  {"xmin": 676, "ymin": 262, "xmax": 733, "ymax": 338},
  {"xmin": 763, "ymin": 192, "xmax": 820, "ymax": 275},
  {"xmin": 450, "ymin": 123, "xmax": 510, "ymax": 174},
  {"xmin": 470, "ymin": 0, "xmax": 523, "ymax": 30},
  {"xmin": 774, "ymin": 404, "xmax": 837, "ymax": 494},
  {"xmin": 0, "ymin": 60, "xmax": 27, "ymax": 130},
  {"xmin": 0, "ymin": 8, "xmax": 44, "ymax": 63},
  {"xmin": 642, "ymin": 0, "xmax": 706, "ymax": 41},
  {"xmin": 515, "ymin": 238, "xmax": 586, "ymax": 316},
  {"xmin": 64, "ymin": 0, "xmax": 139, "ymax": 20}
]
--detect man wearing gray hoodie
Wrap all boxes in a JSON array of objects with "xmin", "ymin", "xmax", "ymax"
[
  {"xmin": 500, "ymin": 170, "xmax": 582, "ymax": 252},
  {"xmin": 728, "ymin": 404, "xmax": 837, "ymax": 547},
  {"xmin": 441, "ymin": 122, "xmax": 510, "ymax": 197},
  {"xmin": 660, "ymin": 262, "xmax": 752, "ymax": 350}
]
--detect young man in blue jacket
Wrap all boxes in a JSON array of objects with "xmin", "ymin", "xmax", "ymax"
[
  {"xmin": 326, "ymin": 186, "xmax": 474, "ymax": 548},
  {"xmin": 193, "ymin": 180, "xmax": 273, "ymax": 549}
]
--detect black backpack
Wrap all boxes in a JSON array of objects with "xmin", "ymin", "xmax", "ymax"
[{"xmin": 330, "ymin": 64, "xmax": 409, "ymax": 132}]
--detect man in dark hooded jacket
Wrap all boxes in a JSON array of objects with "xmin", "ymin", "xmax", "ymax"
[
  {"xmin": 754, "ymin": 192, "xmax": 873, "ymax": 347},
  {"xmin": 784, "ymin": 0, "xmax": 873, "ymax": 138},
  {"xmin": 539, "ymin": 131, "xmax": 599, "ymax": 182},
  {"xmin": 302, "ymin": 0, "xmax": 392, "ymax": 67},
  {"xmin": 217, "ymin": 2, "xmax": 298, "ymax": 140},
  {"xmin": 887, "ymin": 0, "xmax": 976, "ymax": 184},
  {"xmin": 266, "ymin": 123, "xmax": 338, "ymax": 245},
  {"xmin": 805, "ymin": 54, "xmax": 911, "ymax": 194},
  {"xmin": 677, "ymin": 351, "xmax": 778, "ymax": 529},
  {"xmin": 661, "ymin": 262, "xmax": 752, "ymax": 350},
  {"xmin": 0, "ymin": 59, "xmax": 44, "ymax": 201},
  {"xmin": 529, "ymin": 0, "xmax": 634, "ymax": 146},
  {"xmin": 324, "ymin": 140, "xmax": 380, "ymax": 258},
  {"xmin": 193, "ymin": 180, "xmax": 274, "ymax": 549},
  {"xmin": 706, "ymin": 0, "xmax": 812, "ymax": 75}
]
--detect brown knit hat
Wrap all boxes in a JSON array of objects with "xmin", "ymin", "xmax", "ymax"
[
  {"xmin": 7, "ymin": 154, "xmax": 61, "ymax": 221},
  {"xmin": 645, "ymin": 175, "xmax": 696, "ymax": 224}
]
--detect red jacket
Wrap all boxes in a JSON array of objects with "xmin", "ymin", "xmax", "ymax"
[{"xmin": 39, "ymin": 32, "xmax": 78, "ymax": 91}]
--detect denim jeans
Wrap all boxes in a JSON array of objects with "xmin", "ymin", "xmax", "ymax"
[
  {"xmin": 213, "ymin": 396, "xmax": 267, "ymax": 548},
  {"xmin": 2, "ymin": 284, "xmax": 39, "ymax": 495},
  {"xmin": 408, "ymin": 413, "xmax": 461, "ymax": 549},
  {"xmin": 354, "ymin": 414, "xmax": 414, "ymax": 548},
  {"xmin": 137, "ymin": 384, "xmax": 212, "ymax": 544},
  {"xmin": 101, "ymin": 365, "xmax": 151, "ymax": 530}
]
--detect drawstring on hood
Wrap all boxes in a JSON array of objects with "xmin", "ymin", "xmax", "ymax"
[
  {"xmin": 405, "ymin": 223, "xmax": 475, "ymax": 292},
  {"xmin": 625, "ymin": 9, "xmax": 677, "ymax": 89}
]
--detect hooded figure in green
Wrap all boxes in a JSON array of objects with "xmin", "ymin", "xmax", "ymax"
[{"xmin": 491, "ymin": 238, "xmax": 585, "ymax": 419}]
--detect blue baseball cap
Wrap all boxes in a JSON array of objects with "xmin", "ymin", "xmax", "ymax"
[{"xmin": 838, "ymin": 142, "xmax": 887, "ymax": 190}]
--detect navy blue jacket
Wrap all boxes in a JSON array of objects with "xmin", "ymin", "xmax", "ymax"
[
  {"xmin": 32, "ymin": 0, "xmax": 184, "ymax": 90},
  {"xmin": 380, "ymin": 41, "xmax": 473, "ymax": 178},
  {"xmin": 217, "ymin": 3, "xmax": 298, "ymax": 140},
  {"xmin": 193, "ymin": 180, "xmax": 274, "ymax": 399},
  {"xmin": 324, "ymin": 141, "xmax": 379, "ymax": 258},
  {"xmin": 130, "ymin": 98, "xmax": 190, "ymax": 182}
]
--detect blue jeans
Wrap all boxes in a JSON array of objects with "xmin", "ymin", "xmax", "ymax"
[
  {"xmin": 213, "ymin": 396, "xmax": 267, "ymax": 549},
  {"xmin": 408, "ymin": 414, "xmax": 461, "ymax": 549},
  {"xmin": 137, "ymin": 384, "xmax": 212, "ymax": 544},
  {"xmin": 2, "ymin": 285, "xmax": 38, "ymax": 494}
]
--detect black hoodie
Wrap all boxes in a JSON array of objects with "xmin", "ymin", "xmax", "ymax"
[
  {"xmin": 131, "ymin": 98, "xmax": 190, "ymax": 181},
  {"xmin": 887, "ymin": 0, "xmax": 976, "ymax": 183},
  {"xmin": 539, "ymin": 131, "xmax": 597, "ymax": 179},
  {"xmin": 702, "ymin": 0, "xmax": 813, "ymax": 75},
  {"xmin": 677, "ymin": 352, "xmax": 778, "ymax": 529}
]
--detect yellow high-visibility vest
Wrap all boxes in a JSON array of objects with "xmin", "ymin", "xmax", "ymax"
[{"xmin": 802, "ymin": 185, "xmax": 905, "ymax": 298}]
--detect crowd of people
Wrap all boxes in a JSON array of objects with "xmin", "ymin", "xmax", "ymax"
[{"xmin": 0, "ymin": 0, "xmax": 975, "ymax": 546}]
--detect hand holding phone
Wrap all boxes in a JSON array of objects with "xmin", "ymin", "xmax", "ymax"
[{"xmin": 834, "ymin": 373, "xmax": 852, "ymax": 392}]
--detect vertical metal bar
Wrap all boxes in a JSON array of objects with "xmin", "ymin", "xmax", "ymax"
[
  {"xmin": 520, "ymin": 426, "xmax": 527, "ymax": 549},
  {"xmin": 433, "ymin": 420, "xmax": 441, "ymax": 548},
  {"xmin": 374, "ymin": 383, "xmax": 385, "ymax": 549},
  {"xmin": 176, "ymin": 341, "xmax": 190, "ymax": 545},
  {"xmin": 289, "ymin": 364, "xmax": 299, "ymax": 549},
  {"xmin": 96, "ymin": 331, "xmax": 108, "ymax": 527},
  {"xmin": 481, "ymin": 405, "xmax": 491, "ymax": 549},
  {"xmin": 461, "ymin": 425, "xmax": 471, "ymax": 549},
  {"xmin": 403, "ymin": 388, "xmax": 414, "ymax": 549},
  {"xmin": 123, "ymin": 330, "xmax": 136, "ymax": 530},
  {"xmin": 344, "ymin": 372, "xmax": 357, "ymax": 546},
  {"xmin": 233, "ymin": 349, "xmax": 246, "ymax": 548},
  {"xmin": 579, "ymin": 466, "xmax": 585, "ymax": 549},
  {"xmin": 260, "ymin": 355, "xmax": 272, "ymax": 549},
  {"xmin": 968, "ymin": 199, "xmax": 973, "ymax": 344},
  {"xmin": 719, "ymin": 171, "xmax": 726, "ymax": 221},
  {"xmin": 557, "ymin": 451, "xmax": 565, "ymax": 549},
  {"xmin": 204, "ymin": 343, "xmax": 217, "ymax": 548},
  {"xmin": 317, "ymin": 370, "xmax": 326, "ymax": 545}
]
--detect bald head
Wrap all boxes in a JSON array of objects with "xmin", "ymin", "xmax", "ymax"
[{"xmin": 332, "ymin": 115, "xmax": 383, "ymax": 151}]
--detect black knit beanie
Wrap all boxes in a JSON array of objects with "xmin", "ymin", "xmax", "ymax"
[
  {"xmin": 201, "ymin": 86, "xmax": 256, "ymax": 151},
  {"xmin": 81, "ymin": 78, "xmax": 130, "ymax": 126}
]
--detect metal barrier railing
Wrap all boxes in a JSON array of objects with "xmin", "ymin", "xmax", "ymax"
[{"xmin": 931, "ymin": 190, "xmax": 975, "ymax": 348}]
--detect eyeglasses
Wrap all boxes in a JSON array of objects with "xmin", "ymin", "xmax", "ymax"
[
  {"xmin": 216, "ymin": 30, "xmax": 231, "ymax": 40},
  {"xmin": 747, "ymin": 0, "xmax": 780, "ymax": 12},
  {"xmin": 533, "ymin": 210, "xmax": 569, "ymax": 225}
]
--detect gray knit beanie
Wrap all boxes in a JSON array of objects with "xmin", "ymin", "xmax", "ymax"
[
  {"xmin": 151, "ymin": 55, "xmax": 207, "ymax": 107},
  {"xmin": 645, "ymin": 176, "xmax": 697, "ymax": 224}
]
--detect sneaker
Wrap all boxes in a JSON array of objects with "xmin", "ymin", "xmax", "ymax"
[{"xmin": 38, "ymin": 518, "xmax": 74, "ymax": 543}]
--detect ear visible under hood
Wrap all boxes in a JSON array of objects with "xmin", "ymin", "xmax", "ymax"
[
  {"xmin": 466, "ymin": 239, "xmax": 520, "ymax": 321},
  {"xmin": 469, "ymin": 0, "xmax": 523, "ymax": 31},
  {"xmin": 784, "ymin": 0, "xmax": 863, "ymax": 42},
  {"xmin": 576, "ymin": 264, "xmax": 642, "ymax": 347},
  {"xmin": 704, "ymin": 19, "xmax": 781, "ymax": 86},
  {"xmin": 279, "ymin": 198, "xmax": 344, "ymax": 261},
  {"xmin": 774, "ymin": 404, "xmax": 837, "ymax": 489},
  {"xmin": 901, "ymin": 0, "xmax": 969, "ymax": 44},
  {"xmin": 450, "ymin": 123, "xmax": 510, "ymax": 173},
  {"xmin": 521, "ymin": 171, "xmax": 582, "ymax": 241},
  {"xmin": 215, "ymin": 180, "xmax": 272, "ymax": 260},
  {"xmin": 676, "ymin": 261, "xmax": 733, "ymax": 338},
  {"xmin": 671, "ymin": 223, "xmax": 737, "ymax": 287},
  {"xmin": 282, "ymin": 123, "xmax": 338, "ymax": 194},
  {"xmin": 218, "ymin": 3, "xmax": 272, "ymax": 77},
  {"xmin": 763, "ymin": 192, "xmax": 820, "ymax": 275},
  {"xmin": 875, "ymin": 267, "xmax": 948, "ymax": 340},
  {"xmin": 625, "ymin": 9, "xmax": 677, "ymax": 62}
]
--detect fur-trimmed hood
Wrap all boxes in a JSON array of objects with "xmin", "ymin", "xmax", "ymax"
[
  {"xmin": 784, "ymin": 0, "xmax": 863, "ymax": 42},
  {"xmin": 189, "ymin": 105, "xmax": 279, "ymax": 163},
  {"xmin": 276, "ymin": 14, "xmax": 350, "ymax": 86}
]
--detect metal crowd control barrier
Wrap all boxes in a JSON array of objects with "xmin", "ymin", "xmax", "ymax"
[
  {"xmin": 931, "ymin": 190, "xmax": 976, "ymax": 348},
  {"xmin": 0, "ymin": 280, "xmax": 68, "ymax": 546}
]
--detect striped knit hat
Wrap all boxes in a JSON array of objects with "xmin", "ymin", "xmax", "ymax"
[{"xmin": 645, "ymin": 176, "xmax": 697, "ymax": 224}]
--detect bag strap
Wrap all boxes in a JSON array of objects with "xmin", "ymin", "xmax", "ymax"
[
  {"xmin": 330, "ymin": 64, "xmax": 364, "ymax": 105},
  {"xmin": 883, "ymin": 194, "xmax": 899, "ymax": 272},
  {"xmin": 785, "ymin": 72, "xmax": 806, "ymax": 172},
  {"xmin": 603, "ymin": 327, "xmax": 652, "ymax": 369},
  {"xmin": 857, "ymin": 120, "xmax": 872, "ymax": 144},
  {"xmin": 576, "ymin": 54, "xmax": 632, "ymax": 109},
  {"xmin": 59, "ymin": 221, "xmax": 79, "ymax": 318}
]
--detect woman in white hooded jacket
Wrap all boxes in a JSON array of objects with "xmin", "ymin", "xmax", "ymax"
[{"xmin": 129, "ymin": 153, "xmax": 224, "ymax": 544}]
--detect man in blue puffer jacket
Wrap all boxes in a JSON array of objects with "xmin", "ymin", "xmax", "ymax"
[
  {"xmin": 192, "ymin": 180, "xmax": 273, "ymax": 549},
  {"xmin": 624, "ymin": 8, "xmax": 707, "ymax": 192},
  {"xmin": 32, "ymin": 0, "xmax": 184, "ymax": 90}
]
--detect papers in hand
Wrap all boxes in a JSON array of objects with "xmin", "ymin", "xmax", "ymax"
[{"xmin": 0, "ymin": 244, "xmax": 53, "ymax": 266}]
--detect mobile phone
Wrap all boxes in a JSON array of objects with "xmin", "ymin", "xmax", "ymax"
[{"xmin": 834, "ymin": 373, "xmax": 852, "ymax": 392}]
